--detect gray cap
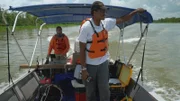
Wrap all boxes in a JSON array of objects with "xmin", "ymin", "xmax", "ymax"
[{"xmin": 91, "ymin": 1, "xmax": 107, "ymax": 12}]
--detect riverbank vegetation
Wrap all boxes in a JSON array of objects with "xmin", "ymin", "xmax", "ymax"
[
  {"xmin": 0, "ymin": 9, "xmax": 80, "ymax": 33},
  {"xmin": 154, "ymin": 17, "xmax": 180, "ymax": 23}
]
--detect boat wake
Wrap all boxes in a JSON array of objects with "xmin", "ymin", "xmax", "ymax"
[
  {"xmin": 121, "ymin": 37, "xmax": 140, "ymax": 43},
  {"xmin": 132, "ymin": 65, "xmax": 180, "ymax": 101}
]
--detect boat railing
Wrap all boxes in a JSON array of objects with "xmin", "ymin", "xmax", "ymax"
[
  {"xmin": 3, "ymin": 10, "xmax": 75, "ymax": 73},
  {"xmin": 2, "ymin": 11, "xmax": 49, "ymax": 71},
  {"xmin": 29, "ymin": 23, "xmax": 46, "ymax": 69},
  {"xmin": 11, "ymin": 12, "xmax": 31, "ymax": 65},
  {"xmin": 127, "ymin": 23, "xmax": 149, "ymax": 65}
]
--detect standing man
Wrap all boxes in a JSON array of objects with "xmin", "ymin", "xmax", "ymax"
[
  {"xmin": 47, "ymin": 26, "xmax": 70, "ymax": 64},
  {"xmin": 78, "ymin": 1, "xmax": 145, "ymax": 101}
]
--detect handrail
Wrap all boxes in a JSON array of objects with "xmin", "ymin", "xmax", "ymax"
[
  {"xmin": 116, "ymin": 27, "xmax": 121, "ymax": 60},
  {"xmin": 39, "ymin": 23, "xmax": 46, "ymax": 65},
  {"xmin": 12, "ymin": 12, "xmax": 29, "ymax": 64},
  {"xmin": 120, "ymin": 27, "xmax": 127, "ymax": 65},
  {"xmin": 3, "ymin": 10, "xmax": 30, "ymax": 64},
  {"xmin": 29, "ymin": 23, "xmax": 46, "ymax": 68},
  {"xmin": 116, "ymin": 23, "xmax": 127, "ymax": 64},
  {"xmin": 12, "ymin": 12, "xmax": 22, "ymax": 34},
  {"xmin": 127, "ymin": 23, "xmax": 149, "ymax": 65},
  {"xmin": 35, "ymin": 18, "xmax": 39, "ymax": 27},
  {"xmin": 2, "ymin": 10, "xmax": 11, "ymax": 33},
  {"xmin": 2, "ymin": 9, "xmax": 26, "ymax": 101}
]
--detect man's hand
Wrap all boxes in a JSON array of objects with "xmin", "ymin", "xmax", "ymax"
[
  {"xmin": 81, "ymin": 68, "xmax": 89, "ymax": 80},
  {"xmin": 116, "ymin": 8, "xmax": 146, "ymax": 24},
  {"xmin": 135, "ymin": 8, "xmax": 146, "ymax": 13}
]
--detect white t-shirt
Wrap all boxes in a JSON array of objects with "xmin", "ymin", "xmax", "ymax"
[
  {"xmin": 78, "ymin": 18, "xmax": 116, "ymax": 65},
  {"xmin": 74, "ymin": 38, "xmax": 80, "ymax": 53}
]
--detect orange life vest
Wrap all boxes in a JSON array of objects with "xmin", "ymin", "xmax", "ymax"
[
  {"xmin": 79, "ymin": 18, "xmax": 91, "ymax": 33},
  {"xmin": 48, "ymin": 33, "xmax": 70, "ymax": 55},
  {"xmin": 55, "ymin": 34, "xmax": 66, "ymax": 51},
  {"xmin": 77, "ymin": 18, "xmax": 108, "ymax": 63},
  {"xmin": 86, "ymin": 20, "xmax": 108, "ymax": 59}
]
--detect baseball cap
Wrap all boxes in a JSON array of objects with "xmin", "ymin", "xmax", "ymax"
[{"xmin": 91, "ymin": 1, "xmax": 107, "ymax": 12}]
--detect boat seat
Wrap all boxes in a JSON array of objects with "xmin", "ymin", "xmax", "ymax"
[
  {"xmin": 71, "ymin": 64, "xmax": 85, "ymax": 88},
  {"xmin": 71, "ymin": 80, "xmax": 85, "ymax": 88}
]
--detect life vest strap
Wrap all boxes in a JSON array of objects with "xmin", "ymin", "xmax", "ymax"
[
  {"xmin": 85, "ymin": 48, "xmax": 95, "ymax": 53},
  {"xmin": 100, "ymin": 47, "xmax": 107, "ymax": 51},
  {"xmin": 86, "ymin": 38, "xmax": 107, "ymax": 44},
  {"xmin": 101, "ymin": 21, "xmax": 105, "ymax": 30},
  {"xmin": 89, "ymin": 20, "xmax": 99, "ymax": 37},
  {"xmin": 86, "ymin": 41, "xmax": 93, "ymax": 43},
  {"xmin": 97, "ymin": 38, "xmax": 107, "ymax": 43}
]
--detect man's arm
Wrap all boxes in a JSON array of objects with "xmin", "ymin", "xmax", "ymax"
[
  {"xmin": 79, "ymin": 41, "xmax": 89, "ymax": 80},
  {"xmin": 79, "ymin": 42, "xmax": 86, "ymax": 67},
  {"xmin": 116, "ymin": 8, "xmax": 146, "ymax": 24},
  {"xmin": 78, "ymin": 22, "xmax": 89, "ymax": 80}
]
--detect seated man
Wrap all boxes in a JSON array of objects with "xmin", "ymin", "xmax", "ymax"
[{"xmin": 47, "ymin": 26, "xmax": 70, "ymax": 64}]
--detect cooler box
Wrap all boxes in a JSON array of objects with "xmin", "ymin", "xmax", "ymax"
[
  {"xmin": 71, "ymin": 80, "xmax": 86, "ymax": 101},
  {"xmin": 75, "ymin": 87, "xmax": 86, "ymax": 101}
]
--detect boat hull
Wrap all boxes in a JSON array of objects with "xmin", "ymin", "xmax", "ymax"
[{"xmin": 0, "ymin": 64, "xmax": 157, "ymax": 101}]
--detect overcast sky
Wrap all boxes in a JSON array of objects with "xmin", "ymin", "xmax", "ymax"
[{"xmin": 1, "ymin": 0, "xmax": 180, "ymax": 20}]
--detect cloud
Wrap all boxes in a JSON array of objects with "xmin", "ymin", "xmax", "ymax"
[
  {"xmin": 0, "ymin": 0, "xmax": 67, "ymax": 8},
  {"xmin": 43, "ymin": 0, "xmax": 67, "ymax": 4},
  {"xmin": 109, "ymin": 0, "xmax": 180, "ymax": 19},
  {"xmin": 0, "ymin": 0, "xmax": 180, "ymax": 19}
]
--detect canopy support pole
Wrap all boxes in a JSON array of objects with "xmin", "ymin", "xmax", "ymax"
[
  {"xmin": 28, "ymin": 23, "xmax": 46, "ymax": 72},
  {"xmin": 127, "ymin": 24, "xmax": 149, "ymax": 65},
  {"xmin": 11, "ymin": 12, "xmax": 30, "ymax": 65}
]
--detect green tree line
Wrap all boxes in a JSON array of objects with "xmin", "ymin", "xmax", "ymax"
[
  {"xmin": 154, "ymin": 17, "xmax": 180, "ymax": 23},
  {"xmin": 0, "ymin": 8, "xmax": 79, "ymax": 27},
  {"xmin": 0, "ymin": 8, "xmax": 80, "ymax": 32},
  {"xmin": 0, "ymin": 8, "xmax": 39, "ymax": 26}
]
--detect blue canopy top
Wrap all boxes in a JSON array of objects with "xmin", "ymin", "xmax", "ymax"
[{"xmin": 9, "ymin": 3, "xmax": 153, "ymax": 28}]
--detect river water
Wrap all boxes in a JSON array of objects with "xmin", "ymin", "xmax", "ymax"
[{"xmin": 0, "ymin": 23, "xmax": 180, "ymax": 101}]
